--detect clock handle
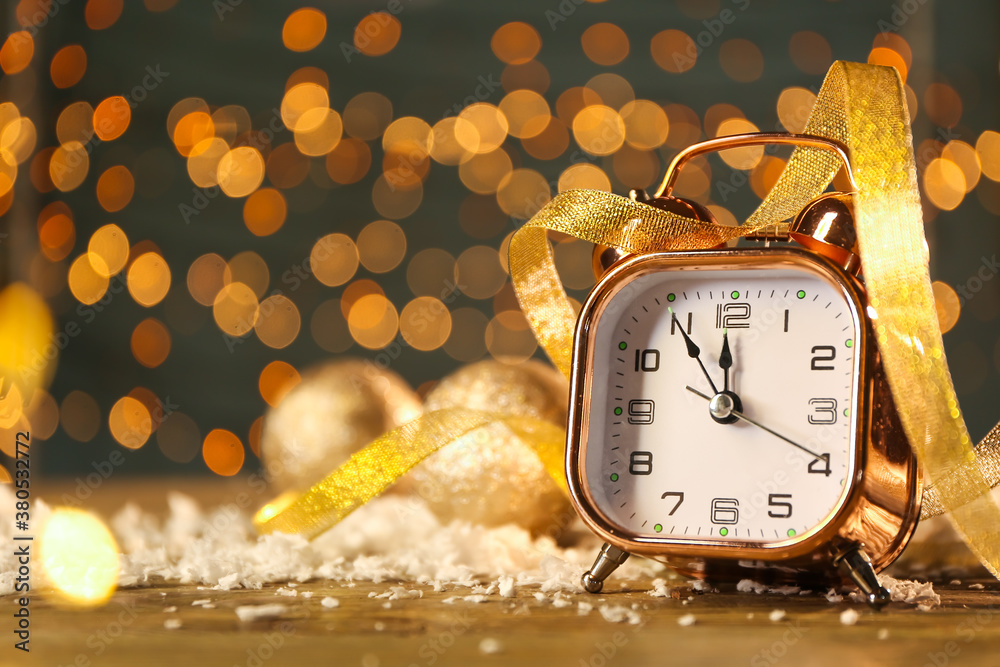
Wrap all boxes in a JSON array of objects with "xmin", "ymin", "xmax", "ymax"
[
  {"xmin": 581, "ymin": 543, "xmax": 631, "ymax": 594},
  {"xmin": 834, "ymin": 545, "xmax": 892, "ymax": 609},
  {"xmin": 653, "ymin": 132, "xmax": 857, "ymax": 200}
]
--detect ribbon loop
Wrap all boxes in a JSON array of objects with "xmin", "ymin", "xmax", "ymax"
[{"xmin": 509, "ymin": 60, "xmax": 1000, "ymax": 580}]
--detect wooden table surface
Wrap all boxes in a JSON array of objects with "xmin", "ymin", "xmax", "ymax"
[{"xmin": 13, "ymin": 478, "xmax": 1000, "ymax": 666}]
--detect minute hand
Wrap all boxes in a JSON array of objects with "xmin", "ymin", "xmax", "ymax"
[{"xmin": 685, "ymin": 386, "xmax": 826, "ymax": 462}]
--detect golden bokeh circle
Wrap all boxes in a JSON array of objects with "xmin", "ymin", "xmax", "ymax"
[
  {"xmin": 496, "ymin": 168, "xmax": 550, "ymax": 219},
  {"xmin": 719, "ymin": 39, "xmax": 764, "ymax": 83},
  {"xmin": 186, "ymin": 137, "xmax": 230, "ymax": 188},
  {"xmin": 651, "ymin": 29, "xmax": 696, "ymax": 73},
  {"xmin": 400, "ymin": 296, "xmax": 452, "ymax": 351},
  {"xmin": 458, "ymin": 149, "xmax": 513, "ymax": 195},
  {"xmin": 212, "ymin": 282, "xmax": 259, "ymax": 337},
  {"xmin": 259, "ymin": 360, "xmax": 302, "ymax": 407},
  {"xmin": 558, "ymin": 163, "xmax": 611, "ymax": 193},
  {"xmin": 407, "ymin": 248, "xmax": 456, "ymax": 297},
  {"xmin": 372, "ymin": 174, "xmax": 423, "ymax": 219},
  {"xmin": 109, "ymin": 396, "xmax": 152, "ymax": 450},
  {"xmin": 311, "ymin": 233, "xmax": 359, "ymax": 287},
  {"xmin": 224, "ymin": 250, "xmax": 270, "ymax": 299},
  {"xmin": 348, "ymin": 293, "xmax": 399, "ymax": 350},
  {"xmin": 93, "ymin": 96, "xmax": 130, "ymax": 141},
  {"xmin": 131, "ymin": 317, "xmax": 172, "ymax": 368},
  {"xmin": 357, "ymin": 219, "xmax": 407, "ymax": 273},
  {"xmin": 187, "ymin": 253, "xmax": 228, "ymax": 306},
  {"xmin": 50, "ymin": 44, "xmax": 87, "ymax": 89},
  {"xmin": 95, "ymin": 165, "xmax": 134, "ymax": 212},
  {"xmin": 127, "ymin": 252, "xmax": 171, "ymax": 307},
  {"xmin": 456, "ymin": 245, "xmax": 507, "ymax": 300},
  {"xmin": 172, "ymin": 111, "xmax": 214, "ymax": 157},
  {"xmin": 354, "ymin": 12, "xmax": 402, "ymax": 57},
  {"xmin": 620, "ymin": 100, "xmax": 670, "ymax": 151},
  {"xmin": 88, "ymin": 223, "xmax": 129, "ymax": 277},
  {"xmin": 344, "ymin": 91, "xmax": 394, "ymax": 141},
  {"xmin": 203, "ymin": 429, "xmax": 245, "ymax": 476},
  {"xmin": 255, "ymin": 294, "xmax": 301, "ymax": 349},
  {"xmin": 457, "ymin": 103, "xmax": 509, "ymax": 154},
  {"xmin": 280, "ymin": 83, "xmax": 329, "ymax": 132},
  {"xmin": 776, "ymin": 87, "xmax": 817, "ymax": 134},
  {"xmin": 581, "ymin": 22, "xmax": 629, "ymax": 66},
  {"xmin": 217, "ymin": 146, "xmax": 265, "ymax": 198},
  {"xmin": 571, "ymin": 105, "xmax": 625, "ymax": 156},
  {"xmin": 293, "ymin": 107, "xmax": 343, "ymax": 156},
  {"xmin": 923, "ymin": 157, "xmax": 966, "ymax": 211},
  {"xmin": 49, "ymin": 141, "xmax": 89, "ymax": 192},
  {"xmin": 932, "ymin": 280, "xmax": 961, "ymax": 334},
  {"xmin": 68, "ymin": 253, "xmax": 109, "ymax": 305},
  {"xmin": 499, "ymin": 90, "xmax": 550, "ymax": 140},
  {"xmin": 39, "ymin": 508, "xmax": 119, "ymax": 607},
  {"xmin": 491, "ymin": 22, "xmax": 541, "ymax": 65},
  {"xmin": 243, "ymin": 187, "xmax": 287, "ymax": 236},
  {"xmin": 716, "ymin": 118, "xmax": 763, "ymax": 170},
  {"xmin": 282, "ymin": 8, "xmax": 327, "ymax": 52},
  {"xmin": 56, "ymin": 101, "xmax": 94, "ymax": 145}
]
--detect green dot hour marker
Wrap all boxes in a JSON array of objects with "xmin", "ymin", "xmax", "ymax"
[
  {"xmin": 719, "ymin": 527, "xmax": 728, "ymax": 537},
  {"xmin": 731, "ymin": 291, "xmax": 739, "ymax": 299},
  {"xmin": 796, "ymin": 290, "xmax": 806, "ymax": 299},
  {"xmin": 610, "ymin": 473, "xmax": 619, "ymax": 482},
  {"xmin": 619, "ymin": 341, "xmax": 627, "ymax": 350},
  {"xmin": 844, "ymin": 407, "xmax": 851, "ymax": 418},
  {"xmin": 845, "ymin": 339, "xmax": 853, "ymax": 348},
  {"xmin": 787, "ymin": 528, "xmax": 797, "ymax": 537},
  {"xmin": 667, "ymin": 293, "xmax": 676, "ymax": 302},
  {"xmin": 654, "ymin": 524, "xmax": 663, "ymax": 533},
  {"xmin": 614, "ymin": 407, "xmax": 623, "ymax": 416}
]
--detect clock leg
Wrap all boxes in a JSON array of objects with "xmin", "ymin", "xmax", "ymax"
[
  {"xmin": 581, "ymin": 543, "xmax": 630, "ymax": 594},
  {"xmin": 834, "ymin": 545, "xmax": 891, "ymax": 609}
]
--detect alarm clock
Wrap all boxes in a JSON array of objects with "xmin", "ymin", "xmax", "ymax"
[{"xmin": 568, "ymin": 134, "xmax": 922, "ymax": 606}]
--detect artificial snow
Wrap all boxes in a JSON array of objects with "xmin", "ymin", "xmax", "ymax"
[
  {"xmin": 839, "ymin": 608, "xmax": 859, "ymax": 625},
  {"xmin": 235, "ymin": 604, "xmax": 289, "ymax": 622},
  {"xmin": 0, "ymin": 488, "xmax": 665, "ymax": 596}
]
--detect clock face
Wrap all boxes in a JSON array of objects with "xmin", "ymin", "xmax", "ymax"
[{"xmin": 577, "ymin": 252, "xmax": 862, "ymax": 547}]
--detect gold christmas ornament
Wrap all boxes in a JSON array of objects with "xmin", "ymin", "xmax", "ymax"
[
  {"xmin": 406, "ymin": 360, "xmax": 573, "ymax": 533},
  {"xmin": 261, "ymin": 359, "xmax": 422, "ymax": 493}
]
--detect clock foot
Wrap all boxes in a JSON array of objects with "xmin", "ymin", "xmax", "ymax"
[
  {"xmin": 581, "ymin": 543, "xmax": 630, "ymax": 594},
  {"xmin": 835, "ymin": 545, "xmax": 891, "ymax": 609}
]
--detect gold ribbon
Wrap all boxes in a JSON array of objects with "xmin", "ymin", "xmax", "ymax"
[
  {"xmin": 258, "ymin": 61, "xmax": 1000, "ymax": 582},
  {"xmin": 509, "ymin": 61, "xmax": 1000, "ymax": 579},
  {"xmin": 255, "ymin": 408, "xmax": 567, "ymax": 539}
]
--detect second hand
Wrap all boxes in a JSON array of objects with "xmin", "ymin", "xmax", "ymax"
[{"xmin": 686, "ymin": 385, "xmax": 827, "ymax": 462}]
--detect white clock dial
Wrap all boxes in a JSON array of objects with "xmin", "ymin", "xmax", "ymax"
[{"xmin": 582, "ymin": 261, "xmax": 860, "ymax": 545}]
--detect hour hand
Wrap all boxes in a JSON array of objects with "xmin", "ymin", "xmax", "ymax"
[{"xmin": 670, "ymin": 308, "xmax": 719, "ymax": 394}]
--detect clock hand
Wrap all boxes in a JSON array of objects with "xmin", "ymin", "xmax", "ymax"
[
  {"xmin": 685, "ymin": 385, "xmax": 827, "ymax": 462},
  {"xmin": 669, "ymin": 307, "xmax": 719, "ymax": 394},
  {"xmin": 719, "ymin": 329, "xmax": 732, "ymax": 392}
]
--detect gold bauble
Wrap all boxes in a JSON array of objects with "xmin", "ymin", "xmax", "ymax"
[
  {"xmin": 261, "ymin": 359, "xmax": 422, "ymax": 493},
  {"xmin": 406, "ymin": 359, "xmax": 573, "ymax": 533}
]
